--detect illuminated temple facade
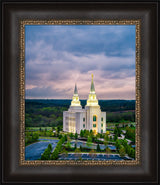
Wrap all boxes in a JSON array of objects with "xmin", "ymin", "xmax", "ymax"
[{"xmin": 63, "ymin": 75, "xmax": 106, "ymax": 134}]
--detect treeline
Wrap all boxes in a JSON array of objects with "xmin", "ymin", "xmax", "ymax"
[
  {"xmin": 106, "ymin": 111, "xmax": 135, "ymax": 123},
  {"xmin": 25, "ymin": 99, "xmax": 135, "ymax": 127},
  {"xmin": 25, "ymin": 125, "xmax": 63, "ymax": 140},
  {"xmin": 26, "ymin": 99, "xmax": 135, "ymax": 112},
  {"xmin": 25, "ymin": 106, "xmax": 67, "ymax": 127}
]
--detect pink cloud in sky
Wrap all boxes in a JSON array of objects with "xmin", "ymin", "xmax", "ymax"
[{"xmin": 25, "ymin": 25, "xmax": 135, "ymax": 100}]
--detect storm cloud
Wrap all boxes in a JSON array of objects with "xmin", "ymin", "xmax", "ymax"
[{"xmin": 25, "ymin": 25, "xmax": 136, "ymax": 99}]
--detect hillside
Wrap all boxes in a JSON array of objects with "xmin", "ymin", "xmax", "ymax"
[{"xmin": 25, "ymin": 99, "xmax": 135, "ymax": 127}]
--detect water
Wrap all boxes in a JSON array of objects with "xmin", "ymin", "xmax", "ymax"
[
  {"xmin": 70, "ymin": 141, "xmax": 116, "ymax": 150},
  {"xmin": 25, "ymin": 139, "xmax": 59, "ymax": 160},
  {"xmin": 25, "ymin": 139, "xmax": 118, "ymax": 160}
]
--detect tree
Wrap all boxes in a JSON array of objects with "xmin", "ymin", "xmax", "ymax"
[
  {"xmin": 125, "ymin": 145, "xmax": 131, "ymax": 155},
  {"xmin": 96, "ymin": 144, "xmax": 101, "ymax": 152},
  {"xmin": 114, "ymin": 134, "xmax": 118, "ymax": 141},
  {"xmin": 115, "ymin": 139, "xmax": 121, "ymax": 151},
  {"xmin": 80, "ymin": 130, "xmax": 84, "ymax": 137},
  {"xmin": 115, "ymin": 123, "xmax": 119, "ymax": 127},
  {"xmin": 48, "ymin": 143, "xmax": 53, "ymax": 151},
  {"xmin": 50, "ymin": 148, "xmax": 59, "ymax": 160},
  {"xmin": 90, "ymin": 129, "xmax": 93, "ymax": 134},
  {"xmin": 119, "ymin": 145, "xmax": 126, "ymax": 158},
  {"xmin": 110, "ymin": 136, "xmax": 112, "ymax": 141},
  {"xmin": 80, "ymin": 145, "xmax": 83, "ymax": 152},
  {"xmin": 89, "ymin": 130, "xmax": 94, "ymax": 138},
  {"xmin": 58, "ymin": 134, "xmax": 62, "ymax": 139},
  {"xmin": 86, "ymin": 136, "xmax": 92, "ymax": 148},
  {"xmin": 40, "ymin": 144, "xmax": 52, "ymax": 160},
  {"xmin": 66, "ymin": 141, "xmax": 71, "ymax": 149},
  {"xmin": 128, "ymin": 148, "xmax": 135, "ymax": 159},
  {"xmin": 74, "ymin": 143, "xmax": 77, "ymax": 150},
  {"xmin": 84, "ymin": 130, "xmax": 90, "ymax": 138},
  {"xmin": 75, "ymin": 132, "xmax": 78, "ymax": 140},
  {"xmin": 32, "ymin": 132, "xmax": 39, "ymax": 142},
  {"xmin": 104, "ymin": 134, "xmax": 108, "ymax": 148},
  {"xmin": 64, "ymin": 134, "xmax": 67, "ymax": 141},
  {"xmin": 69, "ymin": 132, "xmax": 74, "ymax": 138},
  {"xmin": 96, "ymin": 133, "xmax": 101, "ymax": 139},
  {"xmin": 125, "ymin": 126, "xmax": 135, "ymax": 141},
  {"xmin": 122, "ymin": 139, "xmax": 128, "ymax": 148},
  {"xmin": 57, "ymin": 126, "xmax": 61, "ymax": 134},
  {"xmin": 50, "ymin": 136, "xmax": 66, "ymax": 160}
]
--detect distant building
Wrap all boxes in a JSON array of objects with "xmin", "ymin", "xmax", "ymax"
[{"xmin": 63, "ymin": 74, "xmax": 106, "ymax": 134}]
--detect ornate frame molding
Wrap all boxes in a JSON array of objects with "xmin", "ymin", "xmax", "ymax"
[{"xmin": 19, "ymin": 20, "xmax": 141, "ymax": 166}]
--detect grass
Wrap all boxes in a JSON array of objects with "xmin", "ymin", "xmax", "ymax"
[
  {"xmin": 39, "ymin": 136, "xmax": 58, "ymax": 140},
  {"xmin": 26, "ymin": 127, "xmax": 52, "ymax": 131}
]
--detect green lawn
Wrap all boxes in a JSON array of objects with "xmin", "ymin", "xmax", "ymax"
[
  {"xmin": 39, "ymin": 136, "xmax": 58, "ymax": 140},
  {"xmin": 26, "ymin": 127, "xmax": 52, "ymax": 131}
]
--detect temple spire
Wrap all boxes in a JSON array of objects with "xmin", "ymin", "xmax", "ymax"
[
  {"xmin": 90, "ymin": 74, "xmax": 95, "ymax": 93},
  {"xmin": 70, "ymin": 83, "xmax": 82, "ymax": 108},
  {"xmin": 74, "ymin": 83, "xmax": 78, "ymax": 95},
  {"xmin": 86, "ymin": 74, "xmax": 98, "ymax": 106}
]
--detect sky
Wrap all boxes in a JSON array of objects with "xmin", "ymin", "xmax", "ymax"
[{"xmin": 25, "ymin": 25, "xmax": 135, "ymax": 100}]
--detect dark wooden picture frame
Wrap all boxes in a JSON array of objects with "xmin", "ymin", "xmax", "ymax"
[{"xmin": 2, "ymin": 1, "xmax": 158, "ymax": 183}]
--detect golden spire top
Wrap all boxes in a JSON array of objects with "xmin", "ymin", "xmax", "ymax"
[
  {"xmin": 90, "ymin": 74, "xmax": 95, "ymax": 93},
  {"xmin": 87, "ymin": 73, "xmax": 98, "ymax": 106},
  {"xmin": 91, "ymin": 74, "xmax": 93, "ymax": 81}
]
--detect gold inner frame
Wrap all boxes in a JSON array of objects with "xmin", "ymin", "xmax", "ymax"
[{"xmin": 19, "ymin": 20, "xmax": 141, "ymax": 166}]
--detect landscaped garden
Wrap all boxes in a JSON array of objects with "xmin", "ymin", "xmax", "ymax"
[{"xmin": 25, "ymin": 123, "xmax": 135, "ymax": 161}]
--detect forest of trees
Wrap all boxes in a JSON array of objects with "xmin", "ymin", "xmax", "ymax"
[{"xmin": 25, "ymin": 99, "xmax": 135, "ymax": 127}]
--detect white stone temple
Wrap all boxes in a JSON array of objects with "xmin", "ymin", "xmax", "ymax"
[{"xmin": 63, "ymin": 74, "xmax": 106, "ymax": 135}]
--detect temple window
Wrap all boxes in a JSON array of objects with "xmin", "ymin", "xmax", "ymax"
[{"xmin": 93, "ymin": 115, "xmax": 97, "ymax": 122}]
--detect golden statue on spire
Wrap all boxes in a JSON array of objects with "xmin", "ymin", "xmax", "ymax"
[{"xmin": 91, "ymin": 73, "xmax": 93, "ymax": 80}]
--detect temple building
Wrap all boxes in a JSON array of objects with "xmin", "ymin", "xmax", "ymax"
[{"xmin": 63, "ymin": 74, "xmax": 106, "ymax": 135}]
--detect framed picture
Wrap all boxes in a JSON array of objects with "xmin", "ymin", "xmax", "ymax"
[
  {"xmin": 2, "ymin": 1, "xmax": 158, "ymax": 183},
  {"xmin": 22, "ymin": 20, "xmax": 139, "ymax": 166}
]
